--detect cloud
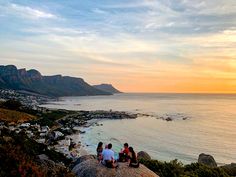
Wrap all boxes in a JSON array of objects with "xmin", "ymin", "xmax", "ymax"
[
  {"xmin": 24, "ymin": 27, "xmax": 85, "ymax": 35},
  {"xmin": 1, "ymin": 0, "xmax": 236, "ymax": 92},
  {"xmin": 92, "ymin": 8, "xmax": 107, "ymax": 14},
  {"xmin": 2, "ymin": 3, "xmax": 57, "ymax": 19}
]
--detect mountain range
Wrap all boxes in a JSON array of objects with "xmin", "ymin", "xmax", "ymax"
[
  {"xmin": 0, "ymin": 65, "xmax": 121, "ymax": 97},
  {"xmin": 93, "ymin": 84, "xmax": 122, "ymax": 94}
]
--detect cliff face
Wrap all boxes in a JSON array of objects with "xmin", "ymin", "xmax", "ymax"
[
  {"xmin": 93, "ymin": 84, "xmax": 121, "ymax": 94},
  {"xmin": 0, "ymin": 65, "xmax": 111, "ymax": 97}
]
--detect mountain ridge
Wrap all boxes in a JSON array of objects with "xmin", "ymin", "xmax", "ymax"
[
  {"xmin": 0, "ymin": 65, "xmax": 111, "ymax": 97},
  {"xmin": 93, "ymin": 83, "xmax": 122, "ymax": 94}
]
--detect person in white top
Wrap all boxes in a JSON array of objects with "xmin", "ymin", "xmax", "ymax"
[{"xmin": 102, "ymin": 143, "xmax": 118, "ymax": 168}]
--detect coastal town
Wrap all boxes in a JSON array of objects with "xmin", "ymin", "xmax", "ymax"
[{"xmin": 0, "ymin": 89, "xmax": 54, "ymax": 109}]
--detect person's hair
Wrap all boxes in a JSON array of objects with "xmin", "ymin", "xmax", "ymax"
[
  {"xmin": 124, "ymin": 143, "xmax": 129, "ymax": 147},
  {"xmin": 96, "ymin": 142, "xmax": 103, "ymax": 151},
  {"xmin": 108, "ymin": 143, "xmax": 112, "ymax": 149},
  {"xmin": 129, "ymin": 147, "xmax": 136, "ymax": 159}
]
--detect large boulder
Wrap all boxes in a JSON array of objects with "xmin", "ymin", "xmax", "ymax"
[
  {"xmin": 36, "ymin": 158, "xmax": 75, "ymax": 177},
  {"xmin": 137, "ymin": 151, "xmax": 151, "ymax": 161},
  {"xmin": 72, "ymin": 156, "xmax": 159, "ymax": 177},
  {"xmin": 73, "ymin": 155, "xmax": 97, "ymax": 166},
  {"xmin": 198, "ymin": 153, "xmax": 217, "ymax": 167}
]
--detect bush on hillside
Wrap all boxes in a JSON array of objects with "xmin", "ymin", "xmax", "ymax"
[
  {"xmin": 140, "ymin": 159, "xmax": 231, "ymax": 177},
  {"xmin": 1, "ymin": 99, "xmax": 22, "ymax": 110},
  {"xmin": 0, "ymin": 130, "xmax": 74, "ymax": 177}
]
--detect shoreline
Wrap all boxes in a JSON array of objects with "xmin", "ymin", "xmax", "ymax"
[
  {"xmin": 1, "ymin": 91, "xmax": 235, "ymax": 166},
  {"xmin": 41, "ymin": 109, "xmax": 138, "ymax": 160}
]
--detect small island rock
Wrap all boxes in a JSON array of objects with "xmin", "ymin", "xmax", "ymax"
[
  {"xmin": 198, "ymin": 153, "xmax": 217, "ymax": 167},
  {"xmin": 137, "ymin": 151, "xmax": 151, "ymax": 160}
]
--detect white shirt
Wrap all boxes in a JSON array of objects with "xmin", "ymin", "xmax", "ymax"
[{"xmin": 102, "ymin": 149, "xmax": 114, "ymax": 163}]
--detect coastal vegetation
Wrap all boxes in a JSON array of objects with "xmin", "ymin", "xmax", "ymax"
[
  {"xmin": 0, "ymin": 108, "xmax": 36, "ymax": 124},
  {"xmin": 139, "ymin": 159, "xmax": 234, "ymax": 177},
  {"xmin": 0, "ymin": 128, "xmax": 75, "ymax": 177}
]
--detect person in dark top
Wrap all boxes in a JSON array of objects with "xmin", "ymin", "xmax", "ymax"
[
  {"xmin": 128, "ymin": 147, "xmax": 139, "ymax": 168},
  {"xmin": 96, "ymin": 142, "xmax": 103, "ymax": 161}
]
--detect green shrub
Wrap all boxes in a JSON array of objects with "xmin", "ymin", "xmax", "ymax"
[
  {"xmin": 140, "ymin": 159, "xmax": 232, "ymax": 177},
  {"xmin": 1, "ymin": 99, "xmax": 22, "ymax": 110}
]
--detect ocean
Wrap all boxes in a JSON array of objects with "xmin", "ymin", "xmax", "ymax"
[{"xmin": 42, "ymin": 93, "xmax": 236, "ymax": 165}]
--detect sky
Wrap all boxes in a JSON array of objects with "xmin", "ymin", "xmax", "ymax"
[{"xmin": 0, "ymin": 0, "xmax": 236, "ymax": 93}]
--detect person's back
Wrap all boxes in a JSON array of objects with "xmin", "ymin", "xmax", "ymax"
[
  {"xmin": 96, "ymin": 142, "xmax": 103, "ymax": 161},
  {"xmin": 128, "ymin": 147, "xmax": 139, "ymax": 168},
  {"xmin": 102, "ymin": 143, "xmax": 117, "ymax": 168},
  {"xmin": 102, "ymin": 149, "xmax": 114, "ymax": 162}
]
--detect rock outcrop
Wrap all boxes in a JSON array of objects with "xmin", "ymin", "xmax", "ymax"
[
  {"xmin": 73, "ymin": 155, "xmax": 97, "ymax": 166},
  {"xmin": 198, "ymin": 153, "xmax": 217, "ymax": 167},
  {"xmin": 137, "ymin": 151, "xmax": 151, "ymax": 161},
  {"xmin": 72, "ymin": 155, "xmax": 159, "ymax": 177},
  {"xmin": 37, "ymin": 158, "xmax": 75, "ymax": 177},
  {"xmin": 93, "ymin": 84, "xmax": 122, "ymax": 94}
]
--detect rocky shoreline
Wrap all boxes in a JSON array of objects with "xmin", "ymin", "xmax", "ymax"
[{"xmin": 47, "ymin": 110, "xmax": 138, "ymax": 159}]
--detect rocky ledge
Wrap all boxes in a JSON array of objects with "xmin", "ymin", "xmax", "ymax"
[{"xmin": 72, "ymin": 155, "xmax": 159, "ymax": 177}]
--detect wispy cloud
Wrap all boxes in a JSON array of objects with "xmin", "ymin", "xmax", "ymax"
[{"xmin": 1, "ymin": 3, "xmax": 57, "ymax": 19}]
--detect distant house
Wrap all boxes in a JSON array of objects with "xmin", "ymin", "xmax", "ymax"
[
  {"xmin": 40, "ymin": 132, "xmax": 47, "ymax": 137},
  {"xmin": 37, "ymin": 138, "xmax": 45, "ymax": 144},
  {"xmin": 20, "ymin": 123, "xmax": 30, "ymax": 128},
  {"xmin": 41, "ymin": 126, "xmax": 50, "ymax": 133},
  {"xmin": 53, "ymin": 131, "xmax": 64, "ymax": 140}
]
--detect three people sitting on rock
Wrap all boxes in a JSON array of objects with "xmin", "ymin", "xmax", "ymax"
[{"xmin": 96, "ymin": 142, "xmax": 139, "ymax": 168}]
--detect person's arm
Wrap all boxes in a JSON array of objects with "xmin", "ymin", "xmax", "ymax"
[
  {"xmin": 127, "ymin": 152, "xmax": 131, "ymax": 164},
  {"xmin": 102, "ymin": 150, "xmax": 105, "ymax": 160},
  {"xmin": 111, "ymin": 151, "xmax": 115, "ymax": 162}
]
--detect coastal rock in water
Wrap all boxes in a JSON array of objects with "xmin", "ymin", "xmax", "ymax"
[
  {"xmin": 137, "ymin": 151, "xmax": 151, "ymax": 160},
  {"xmin": 72, "ymin": 156, "xmax": 158, "ymax": 177},
  {"xmin": 198, "ymin": 153, "xmax": 217, "ymax": 167}
]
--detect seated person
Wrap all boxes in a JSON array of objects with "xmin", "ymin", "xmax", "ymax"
[
  {"xmin": 118, "ymin": 143, "xmax": 129, "ymax": 162},
  {"xmin": 102, "ymin": 143, "xmax": 118, "ymax": 168},
  {"xmin": 96, "ymin": 142, "xmax": 103, "ymax": 161},
  {"xmin": 127, "ymin": 147, "xmax": 139, "ymax": 168}
]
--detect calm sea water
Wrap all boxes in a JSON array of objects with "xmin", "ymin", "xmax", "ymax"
[{"xmin": 42, "ymin": 93, "xmax": 236, "ymax": 164}]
